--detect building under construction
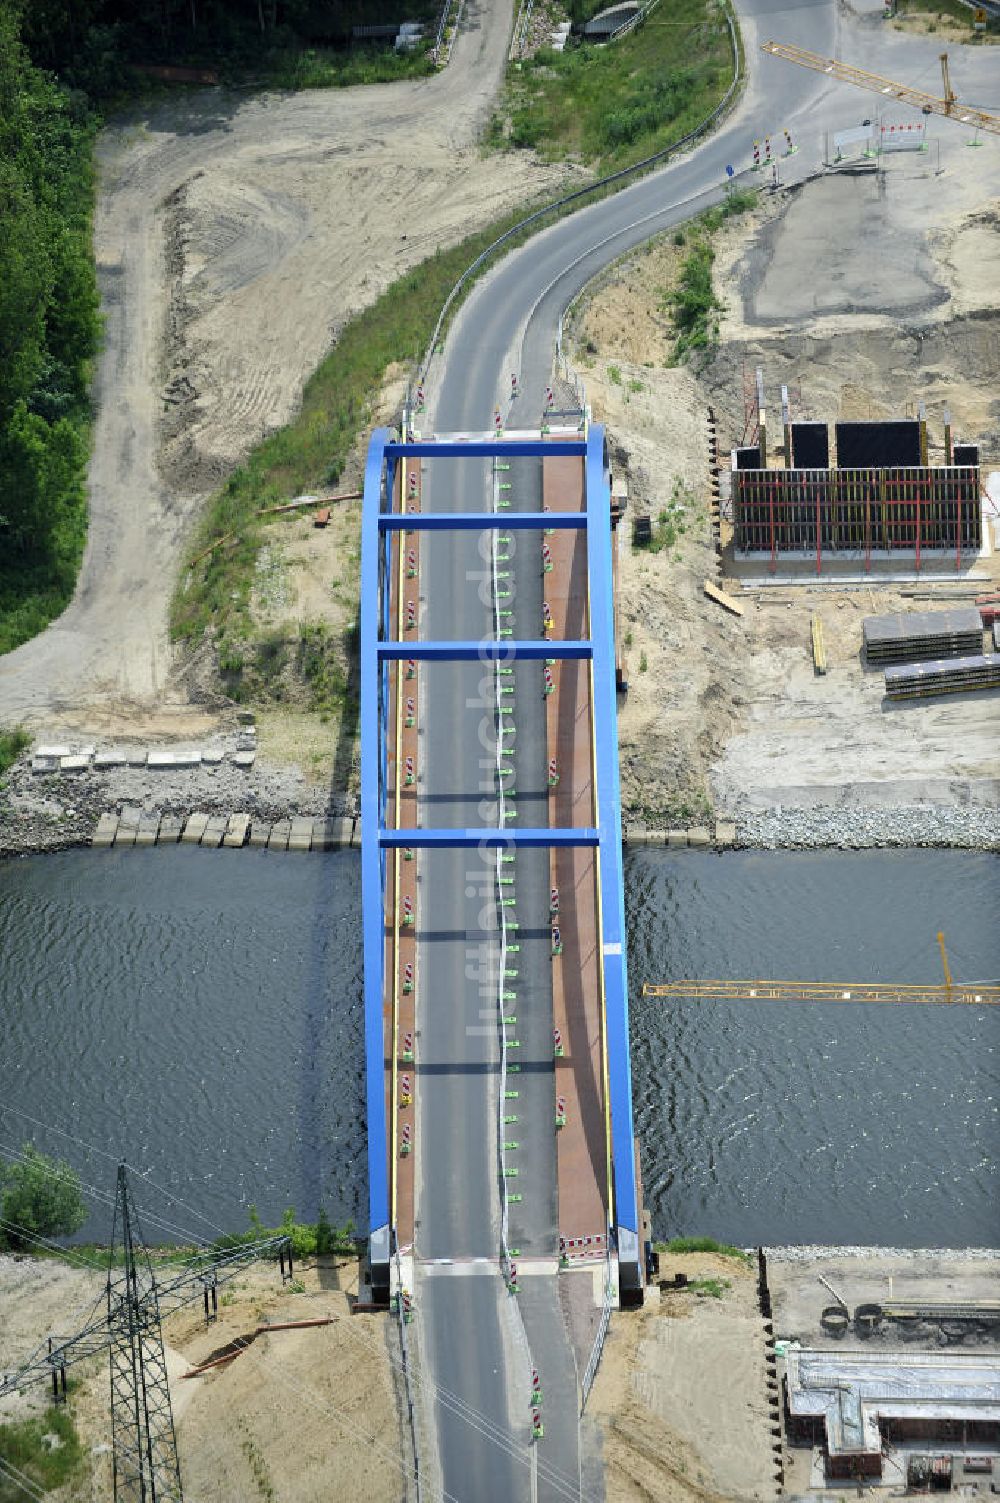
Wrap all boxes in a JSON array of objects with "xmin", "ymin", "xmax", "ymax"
[{"xmin": 730, "ymin": 376, "xmax": 983, "ymax": 571}]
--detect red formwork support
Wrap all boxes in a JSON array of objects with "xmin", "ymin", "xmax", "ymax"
[{"xmin": 732, "ymin": 465, "xmax": 980, "ymax": 568}]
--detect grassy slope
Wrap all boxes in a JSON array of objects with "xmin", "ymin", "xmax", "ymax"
[
  {"xmin": 502, "ymin": 0, "xmax": 731, "ymax": 169},
  {"xmin": 172, "ymin": 0, "xmax": 737, "ymax": 694}
]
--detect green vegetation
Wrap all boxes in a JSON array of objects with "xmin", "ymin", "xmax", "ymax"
[
  {"xmin": 690, "ymin": 1275, "xmax": 730, "ymax": 1298},
  {"xmin": 171, "ymin": 190, "xmax": 573, "ymax": 651},
  {"xmin": 0, "ymin": 1144, "xmax": 87, "ymax": 1249},
  {"xmin": 0, "ymin": 727, "xmax": 30, "ymax": 778},
  {"xmin": 658, "ymin": 1235, "xmax": 752, "ymax": 1262},
  {"xmin": 894, "ymin": 0, "xmax": 998, "ymax": 33},
  {"xmin": 212, "ymin": 1204, "xmax": 357, "ymax": 1262},
  {"xmin": 0, "ymin": 2, "xmax": 100, "ymax": 656},
  {"xmin": 21, "ymin": 1, "xmax": 442, "ymax": 102},
  {"xmin": 665, "ymin": 188, "xmax": 756, "ymax": 362},
  {"xmin": 0, "ymin": 1404, "xmax": 86, "ymax": 1501},
  {"xmin": 502, "ymin": 0, "xmax": 732, "ymax": 170},
  {"xmin": 634, "ymin": 477, "xmax": 693, "ymax": 553}
]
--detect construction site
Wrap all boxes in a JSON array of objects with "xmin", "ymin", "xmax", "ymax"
[{"xmin": 0, "ymin": 0, "xmax": 998, "ymax": 1501}]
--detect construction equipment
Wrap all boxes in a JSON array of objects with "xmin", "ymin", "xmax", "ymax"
[
  {"xmin": 644, "ymin": 930, "xmax": 999, "ymax": 1006},
  {"xmin": 641, "ymin": 979, "xmax": 999, "ymax": 1004},
  {"xmin": 761, "ymin": 42, "xmax": 1000, "ymax": 136}
]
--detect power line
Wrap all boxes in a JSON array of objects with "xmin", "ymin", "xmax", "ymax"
[
  {"xmin": 0, "ymin": 1456, "xmax": 46, "ymax": 1503},
  {"xmin": 0, "ymin": 1104, "xmax": 229, "ymax": 1243},
  {"xmin": 0, "ymin": 1138, "xmax": 213, "ymax": 1249}
]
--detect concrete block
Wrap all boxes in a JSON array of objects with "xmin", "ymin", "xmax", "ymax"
[
  {"xmin": 313, "ymin": 816, "xmax": 353, "ymax": 849},
  {"xmin": 135, "ymin": 813, "xmax": 161, "ymax": 847},
  {"xmin": 237, "ymin": 711, "xmax": 256, "ymax": 725},
  {"xmin": 287, "ymin": 815, "xmax": 313, "ymax": 852},
  {"xmin": 31, "ymin": 757, "xmax": 59, "ymax": 775},
  {"xmin": 157, "ymin": 816, "xmax": 183, "ymax": 844},
  {"xmin": 92, "ymin": 813, "xmax": 118, "ymax": 848},
  {"xmin": 93, "ymin": 751, "xmax": 127, "ymax": 769},
  {"xmin": 268, "ymin": 820, "xmax": 290, "ymax": 851},
  {"xmin": 36, "ymin": 745, "xmax": 71, "ymax": 760},
  {"xmin": 127, "ymin": 749, "xmax": 148, "ymax": 767},
  {"xmin": 232, "ymin": 752, "xmax": 256, "ymax": 769},
  {"xmin": 202, "ymin": 746, "xmax": 224, "ymax": 766},
  {"xmin": 666, "ymin": 830, "xmax": 689, "ymax": 849},
  {"xmin": 624, "ymin": 824, "xmax": 645, "ymax": 846},
  {"xmin": 687, "ymin": 826, "xmax": 711, "ymax": 849},
  {"xmin": 113, "ymin": 823, "xmax": 136, "ymax": 848},
  {"xmin": 181, "ymin": 812, "xmax": 210, "ymax": 845},
  {"xmin": 148, "ymin": 750, "xmax": 201, "ymax": 769},
  {"xmin": 349, "ymin": 819, "xmax": 360, "ymax": 848},
  {"xmin": 715, "ymin": 821, "xmax": 737, "ymax": 848},
  {"xmin": 223, "ymin": 813, "xmax": 250, "ymax": 848},
  {"xmin": 248, "ymin": 822, "xmax": 270, "ymax": 848},
  {"xmin": 60, "ymin": 755, "xmax": 91, "ymax": 772},
  {"xmin": 118, "ymin": 805, "xmax": 142, "ymax": 829},
  {"xmin": 200, "ymin": 815, "xmax": 228, "ymax": 848}
]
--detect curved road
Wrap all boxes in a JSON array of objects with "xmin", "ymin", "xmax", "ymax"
[{"xmin": 413, "ymin": 0, "xmax": 988, "ymax": 1496}]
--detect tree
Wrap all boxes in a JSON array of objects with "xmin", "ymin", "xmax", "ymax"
[{"xmin": 0, "ymin": 1144, "xmax": 88, "ymax": 1247}]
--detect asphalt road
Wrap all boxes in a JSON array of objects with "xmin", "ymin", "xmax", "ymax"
[{"xmin": 413, "ymin": 1, "xmax": 862, "ymax": 1497}]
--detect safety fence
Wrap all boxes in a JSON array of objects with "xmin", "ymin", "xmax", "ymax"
[
  {"xmin": 732, "ymin": 465, "xmax": 981, "ymax": 570},
  {"xmin": 393, "ymin": 1244, "xmax": 424, "ymax": 1503},
  {"xmin": 580, "ymin": 1249, "xmax": 616, "ymax": 1413},
  {"xmin": 509, "ymin": 0, "xmax": 536, "ymax": 60},
  {"xmin": 431, "ymin": 0, "xmax": 466, "ymax": 66},
  {"xmin": 608, "ymin": 0, "xmax": 663, "ymax": 41},
  {"xmin": 490, "ymin": 447, "xmax": 542, "ymax": 1429}
]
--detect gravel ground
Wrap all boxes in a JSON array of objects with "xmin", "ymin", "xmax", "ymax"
[
  {"xmin": 735, "ymin": 802, "xmax": 999, "ymax": 851},
  {"xmin": 0, "ymin": 754, "xmax": 355, "ymax": 859},
  {"xmin": 3, "ymin": 753, "xmax": 997, "ymax": 859}
]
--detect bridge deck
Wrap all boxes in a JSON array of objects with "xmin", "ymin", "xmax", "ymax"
[{"xmin": 544, "ymin": 449, "xmax": 609, "ymax": 1257}]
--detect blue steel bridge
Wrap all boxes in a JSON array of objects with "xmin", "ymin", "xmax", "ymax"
[{"xmin": 359, "ymin": 418, "xmax": 643, "ymax": 1501}]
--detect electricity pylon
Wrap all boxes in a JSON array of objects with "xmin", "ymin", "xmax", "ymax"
[
  {"xmin": 0, "ymin": 1163, "xmax": 293, "ymax": 1503},
  {"xmin": 107, "ymin": 1162, "xmax": 184, "ymax": 1502}
]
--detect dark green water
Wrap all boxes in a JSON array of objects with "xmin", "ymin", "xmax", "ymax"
[{"xmin": 0, "ymin": 847, "xmax": 995, "ymax": 1246}]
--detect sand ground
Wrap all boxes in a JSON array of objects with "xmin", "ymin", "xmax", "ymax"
[
  {"xmin": 568, "ymin": 145, "xmax": 1000, "ymax": 824},
  {"xmin": 0, "ymin": 1255, "xmax": 408, "ymax": 1502},
  {"xmin": 0, "ymin": 0, "xmax": 574, "ymax": 734},
  {"xmin": 587, "ymin": 1251, "xmax": 776, "ymax": 1503}
]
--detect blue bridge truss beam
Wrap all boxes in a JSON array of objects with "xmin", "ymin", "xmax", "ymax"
[
  {"xmin": 360, "ymin": 423, "xmax": 639, "ymax": 1295},
  {"xmin": 377, "ymin": 641, "xmax": 592, "ymax": 662},
  {"xmin": 379, "ymin": 512, "xmax": 587, "ymax": 531},
  {"xmin": 385, "ymin": 440, "xmax": 586, "ymax": 460},
  {"xmin": 378, "ymin": 827, "xmax": 600, "ymax": 849}
]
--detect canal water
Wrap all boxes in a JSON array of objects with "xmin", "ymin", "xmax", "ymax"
[{"xmin": 0, "ymin": 848, "xmax": 996, "ymax": 1247}]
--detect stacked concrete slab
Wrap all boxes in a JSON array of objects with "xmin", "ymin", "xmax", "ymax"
[{"xmin": 863, "ymin": 608, "xmax": 983, "ymax": 665}]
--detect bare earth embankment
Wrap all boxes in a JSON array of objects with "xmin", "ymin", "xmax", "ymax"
[
  {"xmin": 568, "ymin": 133, "xmax": 1000, "ymax": 846},
  {"xmin": 0, "ymin": 0, "xmax": 572, "ymax": 737}
]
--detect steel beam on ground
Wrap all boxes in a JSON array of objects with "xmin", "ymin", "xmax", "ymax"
[
  {"xmin": 379, "ymin": 827, "xmax": 600, "ymax": 848},
  {"xmin": 377, "ymin": 640, "xmax": 593, "ymax": 660}
]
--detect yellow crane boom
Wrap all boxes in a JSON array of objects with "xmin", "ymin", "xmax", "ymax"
[
  {"xmin": 641, "ymin": 980, "xmax": 1000, "ymax": 1005},
  {"xmin": 761, "ymin": 40, "xmax": 1000, "ymax": 136}
]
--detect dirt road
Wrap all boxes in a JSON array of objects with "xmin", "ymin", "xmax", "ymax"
[{"xmin": 0, "ymin": 0, "xmax": 571, "ymax": 734}]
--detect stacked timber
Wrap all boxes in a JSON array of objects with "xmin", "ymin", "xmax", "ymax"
[
  {"xmin": 884, "ymin": 653, "xmax": 1000, "ymax": 700},
  {"xmin": 863, "ymin": 607, "xmax": 983, "ymax": 665}
]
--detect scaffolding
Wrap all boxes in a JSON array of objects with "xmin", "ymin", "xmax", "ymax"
[{"xmin": 732, "ymin": 464, "xmax": 981, "ymax": 572}]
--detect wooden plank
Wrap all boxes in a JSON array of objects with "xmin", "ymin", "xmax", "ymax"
[
  {"xmin": 703, "ymin": 579, "xmax": 745, "ymax": 616},
  {"xmin": 811, "ymin": 614, "xmax": 827, "ymax": 674}
]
